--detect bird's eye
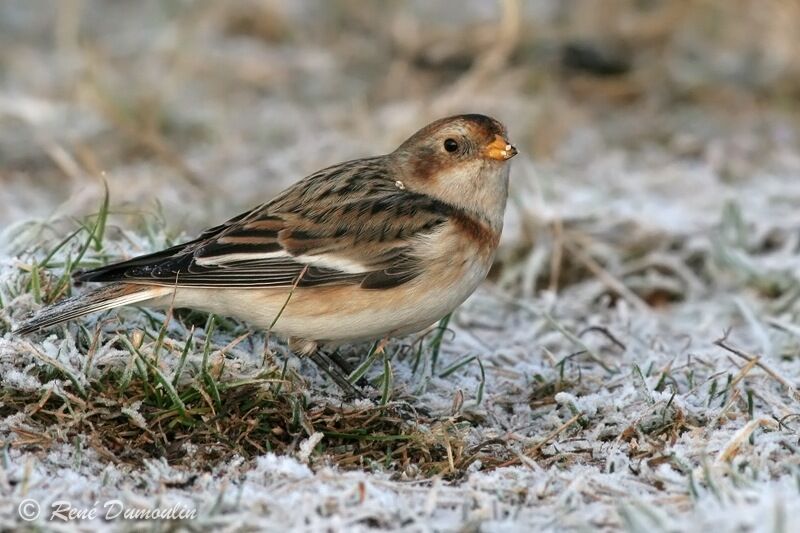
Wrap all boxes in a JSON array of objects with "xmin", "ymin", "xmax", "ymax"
[{"xmin": 443, "ymin": 138, "xmax": 459, "ymax": 153}]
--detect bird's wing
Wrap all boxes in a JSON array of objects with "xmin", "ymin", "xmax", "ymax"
[{"xmin": 74, "ymin": 159, "xmax": 455, "ymax": 290}]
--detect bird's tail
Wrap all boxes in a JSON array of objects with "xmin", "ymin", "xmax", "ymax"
[{"xmin": 13, "ymin": 283, "xmax": 172, "ymax": 335}]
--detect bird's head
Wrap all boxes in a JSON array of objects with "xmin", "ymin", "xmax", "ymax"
[{"xmin": 391, "ymin": 114, "xmax": 516, "ymax": 227}]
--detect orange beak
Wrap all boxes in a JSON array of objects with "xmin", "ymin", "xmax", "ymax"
[{"xmin": 485, "ymin": 134, "xmax": 518, "ymax": 161}]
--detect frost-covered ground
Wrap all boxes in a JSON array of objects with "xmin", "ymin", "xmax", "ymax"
[{"xmin": 2, "ymin": 1, "xmax": 800, "ymax": 531}]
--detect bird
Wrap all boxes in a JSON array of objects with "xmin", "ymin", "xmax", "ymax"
[{"xmin": 14, "ymin": 114, "xmax": 518, "ymax": 396}]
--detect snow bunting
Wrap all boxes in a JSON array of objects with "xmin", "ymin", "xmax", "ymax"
[{"xmin": 15, "ymin": 114, "xmax": 517, "ymax": 395}]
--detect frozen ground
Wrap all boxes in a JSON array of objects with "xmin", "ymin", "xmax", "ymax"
[{"xmin": 2, "ymin": 1, "xmax": 800, "ymax": 531}]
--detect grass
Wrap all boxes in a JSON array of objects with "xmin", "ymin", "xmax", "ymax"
[
  {"xmin": 1, "ymin": 201, "xmax": 521, "ymax": 478},
  {"xmin": 0, "ymin": 361, "xmax": 480, "ymax": 476},
  {"xmin": 4, "ymin": 195, "xmax": 730, "ymax": 481}
]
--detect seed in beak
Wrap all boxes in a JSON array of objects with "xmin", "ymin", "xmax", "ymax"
[{"xmin": 486, "ymin": 135, "xmax": 518, "ymax": 161}]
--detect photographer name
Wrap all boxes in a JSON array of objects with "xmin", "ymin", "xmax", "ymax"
[{"xmin": 49, "ymin": 499, "xmax": 196, "ymax": 521}]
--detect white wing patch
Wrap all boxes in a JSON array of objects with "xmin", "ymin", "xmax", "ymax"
[
  {"xmin": 194, "ymin": 251, "xmax": 286, "ymax": 266},
  {"xmin": 194, "ymin": 250, "xmax": 368, "ymax": 274},
  {"xmin": 296, "ymin": 253, "xmax": 368, "ymax": 274}
]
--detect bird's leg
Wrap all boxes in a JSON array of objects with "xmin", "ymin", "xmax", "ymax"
[
  {"xmin": 327, "ymin": 350, "xmax": 356, "ymax": 374},
  {"xmin": 289, "ymin": 337, "xmax": 364, "ymax": 398},
  {"xmin": 307, "ymin": 350, "xmax": 365, "ymax": 399},
  {"xmin": 374, "ymin": 337, "xmax": 390, "ymax": 355},
  {"xmin": 326, "ymin": 338, "xmax": 392, "ymax": 388},
  {"xmin": 326, "ymin": 349, "xmax": 375, "ymax": 388}
]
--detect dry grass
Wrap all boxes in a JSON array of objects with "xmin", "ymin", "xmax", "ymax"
[{"xmin": 1, "ymin": 213, "xmax": 484, "ymax": 478}]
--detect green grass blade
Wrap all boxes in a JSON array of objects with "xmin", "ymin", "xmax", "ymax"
[
  {"xmin": 429, "ymin": 313, "xmax": 451, "ymax": 375},
  {"xmin": 348, "ymin": 340, "xmax": 380, "ymax": 384},
  {"xmin": 172, "ymin": 326, "xmax": 195, "ymax": 387},
  {"xmin": 380, "ymin": 352, "xmax": 393, "ymax": 405},
  {"xmin": 476, "ymin": 357, "xmax": 486, "ymax": 405},
  {"xmin": 92, "ymin": 180, "xmax": 110, "ymax": 251},
  {"xmin": 438, "ymin": 354, "xmax": 476, "ymax": 378}
]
